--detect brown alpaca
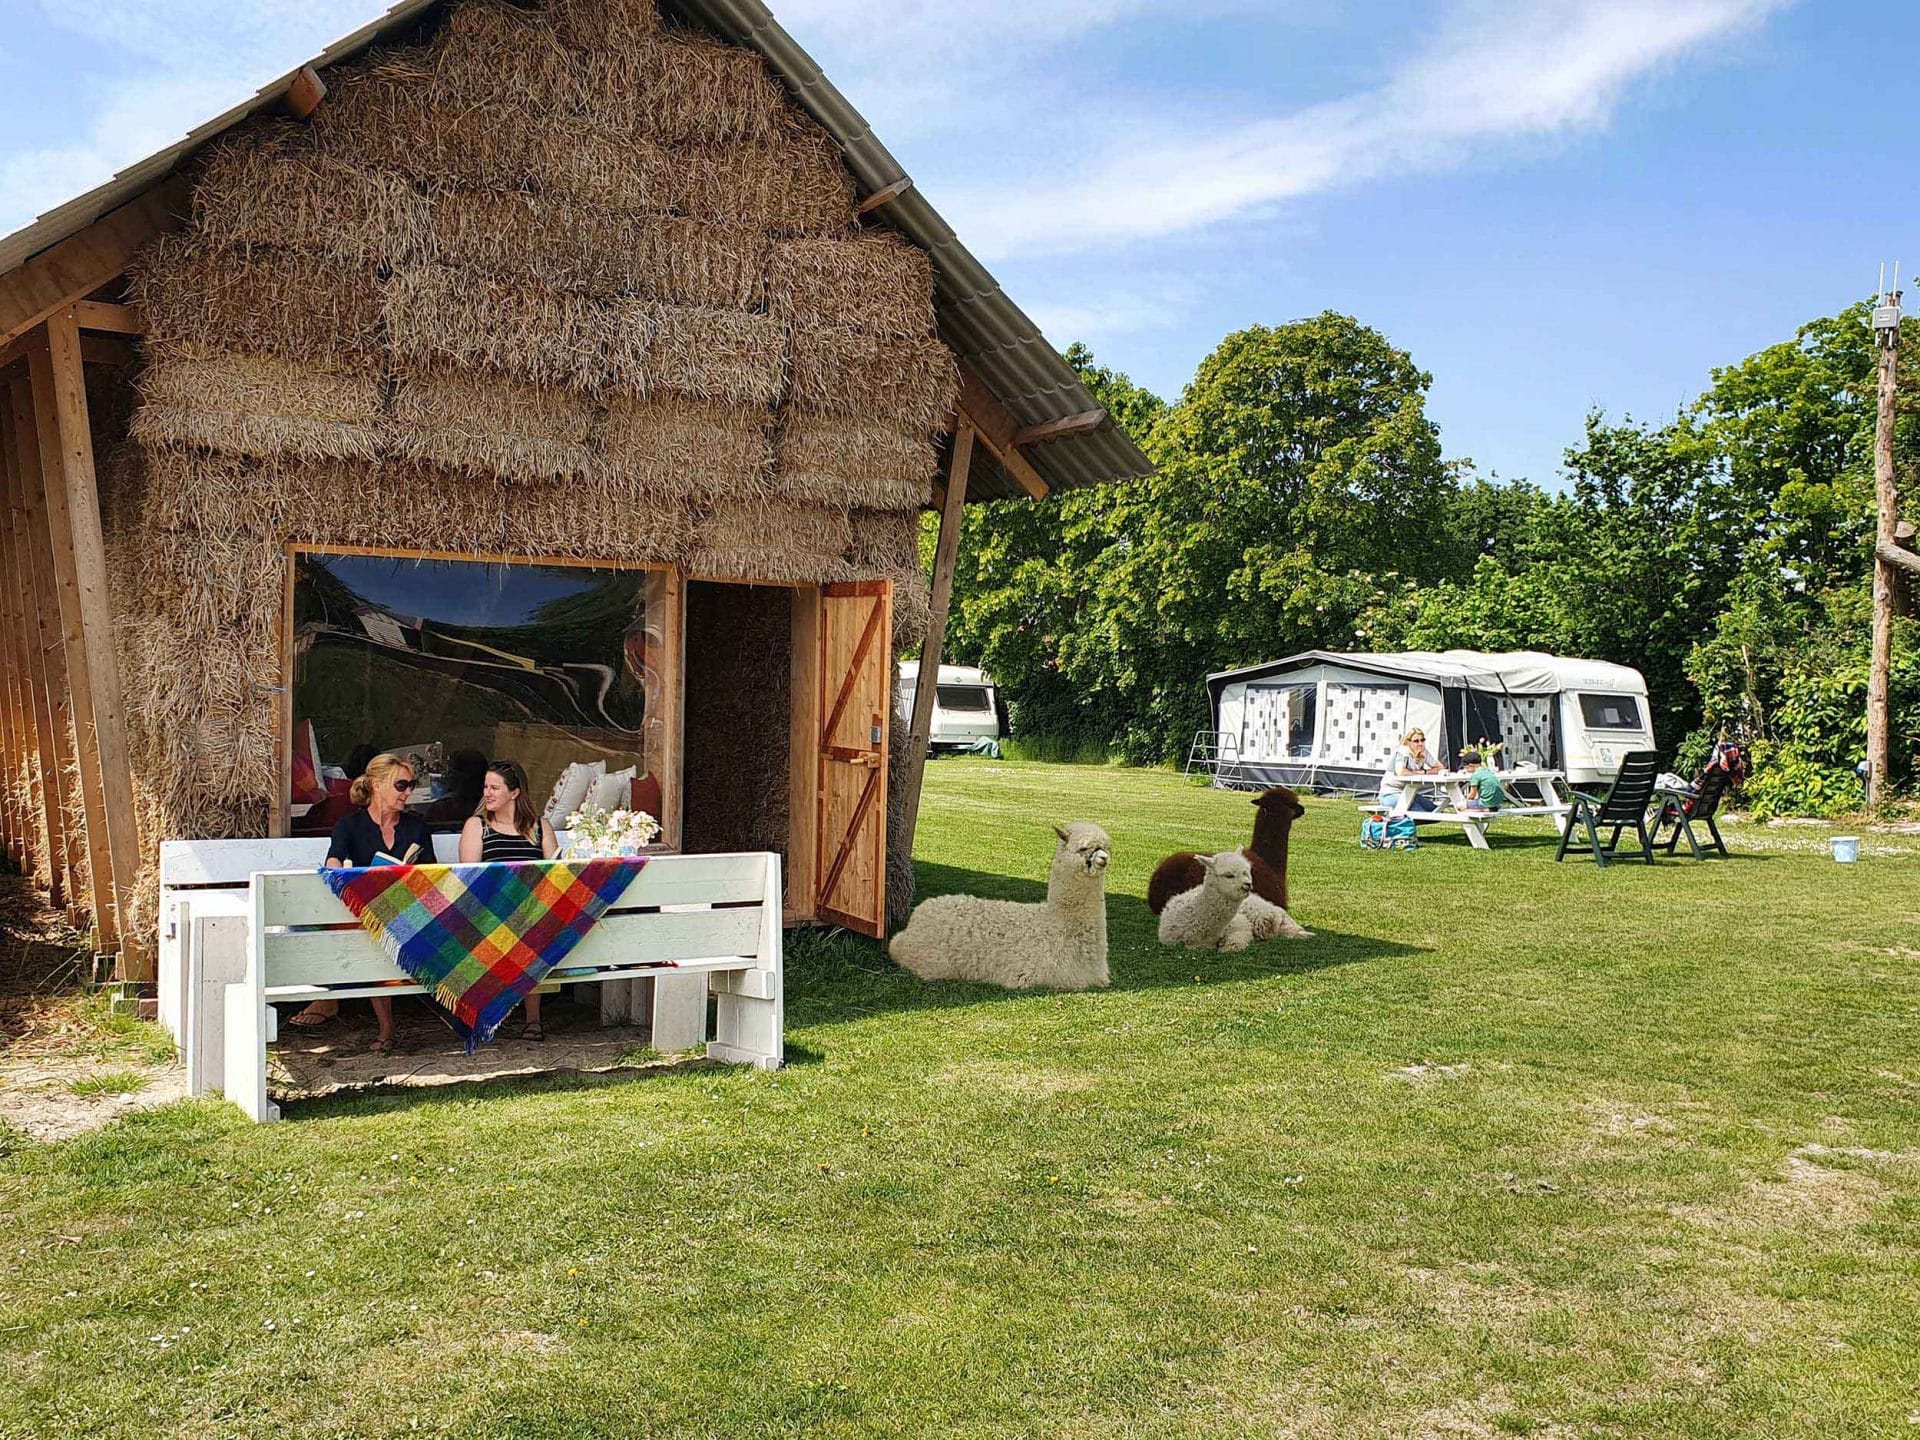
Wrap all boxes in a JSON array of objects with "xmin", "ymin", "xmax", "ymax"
[{"xmin": 1148, "ymin": 786, "xmax": 1305, "ymax": 918}]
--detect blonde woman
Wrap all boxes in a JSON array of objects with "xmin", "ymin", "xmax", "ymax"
[
  {"xmin": 289, "ymin": 752, "xmax": 433, "ymax": 1050},
  {"xmin": 459, "ymin": 760, "xmax": 559, "ymax": 1039},
  {"xmin": 1378, "ymin": 727, "xmax": 1443, "ymax": 813}
]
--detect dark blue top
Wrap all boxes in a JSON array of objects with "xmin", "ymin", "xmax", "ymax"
[{"xmin": 327, "ymin": 808, "xmax": 435, "ymax": 868}]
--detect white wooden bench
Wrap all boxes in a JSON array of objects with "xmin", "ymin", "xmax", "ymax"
[{"xmin": 157, "ymin": 839, "xmax": 783, "ymax": 1122}]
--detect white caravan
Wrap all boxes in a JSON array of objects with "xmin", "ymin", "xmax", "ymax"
[
  {"xmin": 897, "ymin": 662, "xmax": 1003, "ymax": 752},
  {"xmin": 1206, "ymin": 649, "xmax": 1656, "ymax": 790}
]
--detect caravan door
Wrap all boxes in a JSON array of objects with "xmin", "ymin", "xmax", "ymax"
[{"xmin": 816, "ymin": 581, "xmax": 891, "ymax": 936}]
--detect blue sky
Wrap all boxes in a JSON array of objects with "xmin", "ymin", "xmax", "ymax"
[{"xmin": 1, "ymin": 0, "xmax": 1910, "ymax": 487}]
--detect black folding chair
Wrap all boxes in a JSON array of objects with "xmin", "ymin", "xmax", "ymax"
[
  {"xmin": 1555, "ymin": 750, "xmax": 1663, "ymax": 867},
  {"xmin": 1650, "ymin": 765, "xmax": 1732, "ymax": 859}
]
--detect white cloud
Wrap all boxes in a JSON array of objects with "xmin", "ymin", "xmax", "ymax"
[
  {"xmin": 0, "ymin": 2, "xmax": 388, "ymax": 235},
  {"xmin": 937, "ymin": 0, "xmax": 1791, "ymax": 259}
]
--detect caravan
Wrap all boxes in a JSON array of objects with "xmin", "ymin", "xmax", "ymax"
[
  {"xmin": 898, "ymin": 663, "xmax": 1004, "ymax": 753},
  {"xmin": 1206, "ymin": 650, "xmax": 1655, "ymax": 790}
]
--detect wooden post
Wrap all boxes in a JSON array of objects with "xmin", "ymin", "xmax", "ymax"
[
  {"xmin": 7, "ymin": 375, "xmax": 74, "ymax": 912},
  {"xmin": 896, "ymin": 421, "xmax": 974, "ymax": 863},
  {"xmin": 1867, "ymin": 288, "xmax": 1902, "ymax": 809},
  {"xmin": 30, "ymin": 312, "xmax": 143, "ymax": 968},
  {"xmin": 0, "ymin": 402, "xmax": 36, "ymax": 871}
]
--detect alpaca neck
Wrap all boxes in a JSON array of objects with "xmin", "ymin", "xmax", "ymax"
[
  {"xmin": 1048, "ymin": 867, "xmax": 1106, "ymax": 915},
  {"xmin": 1250, "ymin": 811, "xmax": 1293, "ymax": 865}
]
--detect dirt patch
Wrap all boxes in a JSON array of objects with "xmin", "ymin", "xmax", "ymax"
[
  {"xmin": 1390, "ymin": 1061, "xmax": 1470, "ymax": 1081},
  {"xmin": 1678, "ymin": 1143, "xmax": 1914, "ymax": 1233},
  {"xmin": 269, "ymin": 996, "xmax": 704, "ymax": 1103},
  {"xmin": 0, "ymin": 1055, "xmax": 187, "ymax": 1142},
  {"xmin": 1403, "ymin": 1262, "xmax": 1544, "ymax": 1333}
]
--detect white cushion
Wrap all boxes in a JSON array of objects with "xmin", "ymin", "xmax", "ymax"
[
  {"xmin": 585, "ymin": 766, "xmax": 637, "ymax": 813},
  {"xmin": 543, "ymin": 760, "xmax": 605, "ymax": 826}
]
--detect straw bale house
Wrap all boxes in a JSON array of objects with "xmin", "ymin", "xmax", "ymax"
[{"xmin": 0, "ymin": 0, "xmax": 1151, "ymax": 978}]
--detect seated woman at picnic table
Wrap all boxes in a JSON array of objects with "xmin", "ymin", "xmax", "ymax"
[
  {"xmin": 1378, "ymin": 728, "xmax": 1444, "ymax": 812},
  {"xmin": 1459, "ymin": 748, "xmax": 1509, "ymax": 812},
  {"xmin": 290, "ymin": 752, "xmax": 435, "ymax": 1050},
  {"xmin": 459, "ymin": 759, "xmax": 560, "ymax": 1041}
]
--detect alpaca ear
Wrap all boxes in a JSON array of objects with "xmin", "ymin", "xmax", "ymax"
[
  {"xmin": 1053, "ymin": 824, "xmax": 1070, "ymax": 843},
  {"xmin": 1197, "ymin": 855, "xmax": 1215, "ymax": 873}
]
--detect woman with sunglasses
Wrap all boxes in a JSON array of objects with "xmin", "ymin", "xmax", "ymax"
[
  {"xmin": 289, "ymin": 752, "xmax": 434, "ymax": 1049},
  {"xmin": 459, "ymin": 760, "xmax": 560, "ymax": 1039}
]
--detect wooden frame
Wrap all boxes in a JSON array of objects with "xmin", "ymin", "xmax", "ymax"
[
  {"xmin": 278, "ymin": 544, "xmax": 682, "ymax": 848},
  {"xmin": 678, "ymin": 573, "xmax": 823, "ymax": 924}
]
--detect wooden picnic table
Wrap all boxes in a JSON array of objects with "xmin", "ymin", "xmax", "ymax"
[{"xmin": 1370, "ymin": 766, "xmax": 1575, "ymax": 851}]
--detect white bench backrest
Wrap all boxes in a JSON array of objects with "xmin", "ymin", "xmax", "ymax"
[{"xmin": 251, "ymin": 852, "xmax": 776, "ymax": 990}]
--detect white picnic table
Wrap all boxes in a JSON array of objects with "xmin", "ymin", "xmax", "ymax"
[{"xmin": 1371, "ymin": 766, "xmax": 1576, "ymax": 851}]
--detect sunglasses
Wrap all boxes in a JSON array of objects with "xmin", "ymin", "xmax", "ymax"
[{"xmin": 391, "ymin": 778, "xmax": 417, "ymax": 793}]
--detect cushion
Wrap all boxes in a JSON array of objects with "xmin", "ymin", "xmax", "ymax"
[
  {"xmin": 543, "ymin": 760, "xmax": 605, "ymax": 826},
  {"xmin": 585, "ymin": 765, "xmax": 637, "ymax": 813},
  {"xmin": 631, "ymin": 771, "xmax": 663, "ymax": 821}
]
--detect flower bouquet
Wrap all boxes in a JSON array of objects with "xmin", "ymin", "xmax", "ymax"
[{"xmin": 563, "ymin": 804, "xmax": 661, "ymax": 860}]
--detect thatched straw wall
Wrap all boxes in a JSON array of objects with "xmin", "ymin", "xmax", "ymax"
[{"xmin": 112, "ymin": 0, "xmax": 954, "ymax": 923}]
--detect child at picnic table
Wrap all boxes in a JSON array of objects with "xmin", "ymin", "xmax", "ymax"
[{"xmin": 1459, "ymin": 748, "xmax": 1508, "ymax": 813}]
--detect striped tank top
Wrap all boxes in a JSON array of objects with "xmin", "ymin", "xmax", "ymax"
[{"xmin": 479, "ymin": 823, "xmax": 544, "ymax": 863}]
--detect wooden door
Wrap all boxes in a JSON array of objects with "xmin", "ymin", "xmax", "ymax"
[{"xmin": 815, "ymin": 580, "xmax": 891, "ymax": 936}]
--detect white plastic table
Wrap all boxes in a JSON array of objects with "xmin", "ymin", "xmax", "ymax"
[{"xmin": 1373, "ymin": 767, "xmax": 1575, "ymax": 850}]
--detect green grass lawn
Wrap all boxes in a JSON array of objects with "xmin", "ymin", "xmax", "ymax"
[{"xmin": 3, "ymin": 761, "xmax": 1918, "ymax": 1438}]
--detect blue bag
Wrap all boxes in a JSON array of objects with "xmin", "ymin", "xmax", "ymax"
[{"xmin": 1361, "ymin": 814, "xmax": 1420, "ymax": 850}]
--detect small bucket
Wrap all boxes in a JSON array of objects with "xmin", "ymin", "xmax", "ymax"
[{"xmin": 1831, "ymin": 835, "xmax": 1860, "ymax": 864}]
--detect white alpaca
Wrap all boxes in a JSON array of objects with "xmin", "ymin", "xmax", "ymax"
[
  {"xmin": 889, "ymin": 823, "xmax": 1112, "ymax": 990},
  {"xmin": 1157, "ymin": 851, "xmax": 1256, "ymax": 952},
  {"xmin": 1240, "ymin": 894, "xmax": 1314, "ymax": 941}
]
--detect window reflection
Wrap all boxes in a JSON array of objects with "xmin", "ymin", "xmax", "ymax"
[{"xmin": 290, "ymin": 552, "xmax": 668, "ymax": 835}]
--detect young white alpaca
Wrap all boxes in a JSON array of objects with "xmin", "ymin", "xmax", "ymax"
[
  {"xmin": 1239, "ymin": 894, "xmax": 1314, "ymax": 941},
  {"xmin": 889, "ymin": 823, "xmax": 1111, "ymax": 990},
  {"xmin": 1157, "ymin": 851, "xmax": 1256, "ymax": 952}
]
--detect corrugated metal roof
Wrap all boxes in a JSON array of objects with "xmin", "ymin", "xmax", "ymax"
[{"xmin": 0, "ymin": 0, "xmax": 1153, "ymax": 504}]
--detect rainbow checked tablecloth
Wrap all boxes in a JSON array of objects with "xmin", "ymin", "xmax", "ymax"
[{"xmin": 321, "ymin": 857, "xmax": 648, "ymax": 1051}]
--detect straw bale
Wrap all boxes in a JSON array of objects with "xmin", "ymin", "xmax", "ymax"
[
  {"xmin": 133, "ymin": 237, "xmax": 384, "ymax": 372},
  {"xmin": 675, "ymin": 128, "xmax": 855, "ymax": 235},
  {"xmin": 786, "ymin": 321, "xmax": 959, "ymax": 436},
  {"xmin": 425, "ymin": 189, "xmax": 765, "ymax": 307},
  {"xmin": 133, "ymin": 350, "xmax": 387, "ymax": 462},
  {"xmin": 385, "ymin": 264, "xmax": 613, "ymax": 393},
  {"xmin": 767, "ymin": 236, "xmax": 936, "ymax": 339},
  {"xmin": 628, "ymin": 304, "xmax": 785, "ymax": 407},
  {"xmin": 317, "ymin": 72, "xmax": 674, "ymax": 213},
  {"xmin": 426, "ymin": 185, "xmax": 624, "ymax": 294},
  {"xmin": 551, "ymin": 0, "xmax": 659, "ymax": 52},
  {"xmin": 626, "ymin": 216, "xmax": 768, "ymax": 309},
  {"xmin": 609, "ymin": 32, "xmax": 789, "ymax": 147},
  {"xmin": 776, "ymin": 418, "xmax": 937, "ymax": 510},
  {"xmin": 698, "ymin": 497, "xmax": 851, "ymax": 557},
  {"xmin": 845, "ymin": 507, "xmax": 924, "ymax": 574},
  {"xmin": 388, "ymin": 367, "xmax": 596, "ymax": 481},
  {"xmin": 506, "ymin": 474, "xmax": 699, "ymax": 567},
  {"xmin": 193, "ymin": 126, "xmax": 430, "ymax": 265},
  {"xmin": 428, "ymin": 2, "xmax": 587, "ymax": 115},
  {"xmin": 599, "ymin": 397, "xmax": 773, "ymax": 499}
]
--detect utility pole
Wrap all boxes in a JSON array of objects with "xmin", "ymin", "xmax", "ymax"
[{"xmin": 1867, "ymin": 269, "xmax": 1903, "ymax": 809}]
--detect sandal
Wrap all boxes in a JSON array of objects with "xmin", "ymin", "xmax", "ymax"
[
  {"xmin": 287, "ymin": 1006, "xmax": 337, "ymax": 1031},
  {"xmin": 371, "ymin": 1034, "xmax": 398, "ymax": 1055},
  {"xmin": 520, "ymin": 1022, "xmax": 545, "ymax": 1042}
]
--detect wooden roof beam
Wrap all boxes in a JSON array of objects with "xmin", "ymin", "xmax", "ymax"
[
  {"xmin": 956, "ymin": 365, "xmax": 1048, "ymax": 500},
  {"xmin": 286, "ymin": 65, "xmax": 328, "ymax": 120},
  {"xmin": 73, "ymin": 300, "xmax": 143, "ymax": 335},
  {"xmin": 1012, "ymin": 408, "xmax": 1107, "ymax": 447},
  {"xmin": 856, "ymin": 178, "xmax": 913, "ymax": 215},
  {"xmin": 0, "ymin": 176, "xmax": 187, "ymax": 349}
]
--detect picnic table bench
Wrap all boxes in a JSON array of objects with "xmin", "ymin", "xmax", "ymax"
[
  {"xmin": 157, "ymin": 837, "xmax": 784, "ymax": 1122},
  {"xmin": 1361, "ymin": 767, "xmax": 1575, "ymax": 851}
]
